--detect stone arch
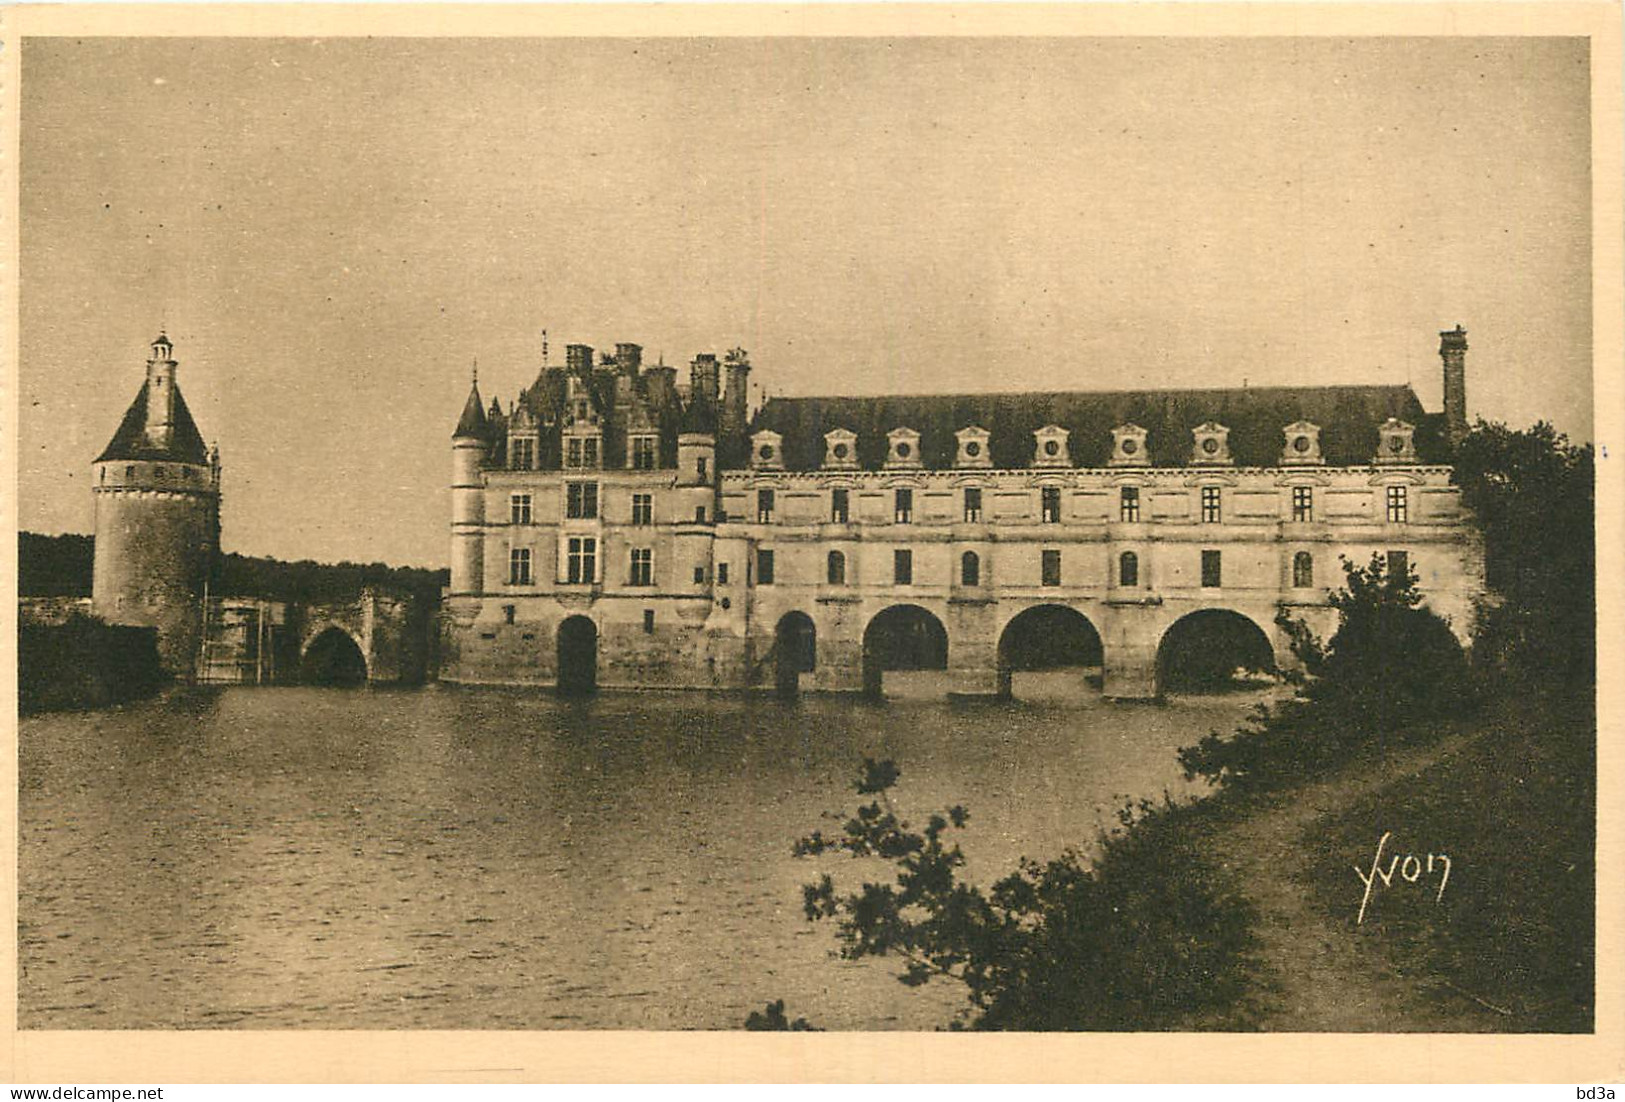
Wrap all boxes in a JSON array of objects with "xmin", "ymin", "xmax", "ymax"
[
  {"xmin": 301, "ymin": 625, "xmax": 368, "ymax": 686},
  {"xmin": 861, "ymin": 604, "xmax": 949, "ymax": 698},
  {"xmin": 774, "ymin": 611, "xmax": 817, "ymax": 697},
  {"xmin": 996, "ymin": 603, "xmax": 1104, "ymax": 698},
  {"xmin": 556, "ymin": 615, "xmax": 598, "ymax": 697},
  {"xmin": 1155, "ymin": 608, "xmax": 1276, "ymax": 694}
]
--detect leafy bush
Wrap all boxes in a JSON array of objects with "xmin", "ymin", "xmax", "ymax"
[
  {"xmin": 1180, "ymin": 553, "xmax": 1473, "ymax": 790},
  {"xmin": 791, "ymin": 759, "xmax": 1255, "ymax": 1030},
  {"xmin": 743, "ymin": 1000, "xmax": 821, "ymax": 1031}
]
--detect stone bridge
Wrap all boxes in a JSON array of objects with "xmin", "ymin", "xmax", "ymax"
[{"xmin": 296, "ymin": 587, "xmax": 434, "ymax": 685}]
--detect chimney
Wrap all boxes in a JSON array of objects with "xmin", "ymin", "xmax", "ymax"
[
  {"xmin": 144, "ymin": 333, "xmax": 178, "ymax": 447},
  {"xmin": 690, "ymin": 353, "xmax": 720, "ymax": 405},
  {"xmin": 721, "ymin": 348, "xmax": 751, "ymax": 441},
  {"xmin": 565, "ymin": 343, "xmax": 593, "ymax": 377},
  {"xmin": 616, "ymin": 342, "xmax": 643, "ymax": 376},
  {"xmin": 1439, "ymin": 325, "xmax": 1468, "ymax": 447}
]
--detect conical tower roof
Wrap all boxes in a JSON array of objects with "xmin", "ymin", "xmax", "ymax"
[
  {"xmin": 95, "ymin": 383, "xmax": 211, "ymax": 464},
  {"xmin": 453, "ymin": 380, "xmax": 489, "ymax": 439}
]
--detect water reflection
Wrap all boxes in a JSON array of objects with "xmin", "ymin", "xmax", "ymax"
[{"xmin": 19, "ymin": 682, "xmax": 1274, "ymax": 1030}]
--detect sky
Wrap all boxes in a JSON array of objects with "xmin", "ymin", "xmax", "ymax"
[{"xmin": 19, "ymin": 36, "xmax": 1592, "ymax": 568}]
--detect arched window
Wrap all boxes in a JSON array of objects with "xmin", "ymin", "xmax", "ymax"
[
  {"xmin": 961, "ymin": 550, "xmax": 981, "ymax": 587},
  {"xmin": 1119, "ymin": 550, "xmax": 1139, "ymax": 588},
  {"xmin": 1293, "ymin": 551, "xmax": 1314, "ymax": 589},
  {"xmin": 827, "ymin": 550, "xmax": 846, "ymax": 585}
]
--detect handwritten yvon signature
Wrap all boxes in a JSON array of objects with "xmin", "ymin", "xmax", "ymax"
[{"xmin": 1353, "ymin": 831, "xmax": 1451, "ymax": 925}]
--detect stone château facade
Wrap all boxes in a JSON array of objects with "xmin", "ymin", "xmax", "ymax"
[{"xmin": 438, "ymin": 329, "xmax": 1486, "ymax": 699}]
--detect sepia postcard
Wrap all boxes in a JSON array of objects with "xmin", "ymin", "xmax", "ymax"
[{"xmin": 3, "ymin": 1, "xmax": 1622, "ymax": 1085}]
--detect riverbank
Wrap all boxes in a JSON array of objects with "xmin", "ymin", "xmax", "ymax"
[
  {"xmin": 1169, "ymin": 689, "xmax": 1593, "ymax": 1032},
  {"xmin": 19, "ymin": 614, "xmax": 169, "ymax": 714}
]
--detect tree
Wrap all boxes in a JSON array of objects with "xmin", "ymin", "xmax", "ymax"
[
  {"xmin": 1180, "ymin": 552, "xmax": 1471, "ymax": 789},
  {"xmin": 1452, "ymin": 420, "xmax": 1594, "ymax": 687},
  {"xmin": 789, "ymin": 758, "xmax": 1255, "ymax": 1030}
]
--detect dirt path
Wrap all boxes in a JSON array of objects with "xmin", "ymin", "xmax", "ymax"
[{"xmin": 1197, "ymin": 732, "xmax": 1500, "ymax": 1032}]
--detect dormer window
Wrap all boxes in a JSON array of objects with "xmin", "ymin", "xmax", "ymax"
[
  {"xmin": 823, "ymin": 428, "xmax": 859, "ymax": 471},
  {"xmin": 1190, "ymin": 422, "xmax": 1233, "ymax": 466},
  {"xmin": 629, "ymin": 435, "xmax": 658, "ymax": 471},
  {"xmin": 955, "ymin": 426, "xmax": 992, "ymax": 469},
  {"xmin": 509, "ymin": 436, "xmax": 536, "ymax": 470},
  {"xmin": 1110, "ymin": 424, "xmax": 1150, "ymax": 467},
  {"xmin": 1375, "ymin": 418, "xmax": 1417, "ymax": 465},
  {"xmin": 886, "ymin": 428, "xmax": 923, "ymax": 470},
  {"xmin": 565, "ymin": 434, "xmax": 601, "ymax": 469},
  {"xmin": 1281, "ymin": 421, "xmax": 1324, "ymax": 466},
  {"xmin": 751, "ymin": 429, "xmax": 785, "ymax": 471},
  {"xmin": 1032, "ymin": 425, "xmax": 1071, "ymax": 469}
]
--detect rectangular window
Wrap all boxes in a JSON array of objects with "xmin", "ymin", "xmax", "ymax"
[
  {"xmin": 963, "ymin": 487, "xmax": 983, "ymax": 523},
  {"xmin": 583, "ymin": 437, "xmax": 599, "ymax": 468},
  {"xmin": 1292, "ymin": 486, "xmax": 1314, "ymax": 523},
  {"xmin": 643, "ymin": 609, "xmax": 656, "ymax": 634},
  {"xmin": 502, "ymin": 604, "xmax": 516, "ymax": 624},
  {"xmin": 1386, "ymin": 485, "xmax": 1409, "ymax": 524},
  {"xmin": 565, "ymin": 537, "xmax": 597, "ymax": 584},
  {"xmin": 1201, "ymin": 486, "xmax": 1222, "ymax": 523},
  {"xmin": 694, "ymin": 566, "xmax": 706, "ymax": 584},
  {"xmin": 831, "ymin": 488, "xmax": 850, "ymax": 524},
  {"xmin": 566, "ymin": 438, "xmax": 583, "ymax": 468},
  {"xmin": 566, "ymin": 481, "xmax": 599, "ymax": 519},
  {"xmin": 631, "ymin": 436, "xmax": 657, "ymax": 470},
  {"xmin": 1041, "ymin": 486, "xmax": 1062, "ymax": 524},
  {"xmin": 510, "ymin": 493, "xmax": 532, "ymax": 525},
  {"xmin": 757, "ymin": 489, "xmax": 775, "ymax": 524},
  {"xmin": 1041, "ymin": 549, "xmax": 1062, "ymax": 587},
  {"xmin": 894, "ymin": 549, "xmax": 913, "ymax": 585},
  {"xmin": 757, "ymin": 548, "xmax": 775, "ymax": 586},
  {"xmin": 1387, "ymin": 550, "xmax": 1409, "ymax": 580},
  {"xmin": 695, "ymin": 505, "xmax": 708, "ymax": 524},
  {"xmin": 629, "ymin": 548, "xmax": 653, "ymax": 586},
  {"xmin": 1120, "ymin": 486, "xmax": 1140, "ymax": 523},
  {"xmin": 1201, "ymin": 549, "xmax": 1222, "ymax": 588},
  {"xmin": 895, "ymin": 488, "xmax": 913, "ymax": 524},
  {"xmin": 631, "ymin": 493, "xmax": 653, "ymax": 525},
  {"xmin": 510, "ymin": 438, "xmax": 535, "ymax": 470},
  {"xmin": 508, "ymin": 547, "xmax": 532, "ymax": 586},
  {"xmin": 717, "ymin": 563, "xmax": 729, "ymax": 586},
  {"xmin": 697, "ymin": 456, "xmax": 709, "ymax": 481}
]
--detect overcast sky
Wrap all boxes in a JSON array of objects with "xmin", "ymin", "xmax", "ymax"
[{"xmin": 20, "ymin": 36, "xmax": 1591, "ymax": 568}]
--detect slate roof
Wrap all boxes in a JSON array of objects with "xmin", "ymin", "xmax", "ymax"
[
  {"xmin": 747, "ymin": 384, "xmax": 1445, "ymax": 471},
  {"xmin": 95, "ymin": 383, "xmax": 212, "ymax": 465},
  {"xmin": 453, "ymin": 381, "xmax": 489, "ymax": 439}
]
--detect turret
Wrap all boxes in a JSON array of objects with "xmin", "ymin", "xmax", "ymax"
[
  {"xmin": 143, "ymin": 334, "xmax": 178, "ymax": 448},
  {"xmin": 690, "ymin": 353, "xmax": 720, "ymax": 407},
  {"xmin": 1440, "ymin": 325, "xmax": 1469, "ymax": 447},
  {"xmin": 92, "ymin": 333, "xmax": 219, "ymax": 675},
  {"xmin": 450, "ymin": 368, "xmax": 490, "ymax": 595}
]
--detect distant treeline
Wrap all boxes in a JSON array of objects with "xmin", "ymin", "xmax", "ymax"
[{"xmin": 18, "ymin": 532, "xmax": 449, "ymax": 603}]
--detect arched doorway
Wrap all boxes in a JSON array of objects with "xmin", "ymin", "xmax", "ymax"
[
  {"xmin": 1156, "ymin": 609, "xmax": 1276, "ymax": 694},
  {"xmin": 302, "ymin": 627, "xmax": 368, "ymax": 686},
  {"xmin": 557, "ymin": 616, "xmax": 598, "ymax": 697},
  {"xmin": 861, "ymin": 604, "xmax": 948, "ymax": 698},
  {"xmin": 997, "ymin": 604, "xmax": 1104, "ymax": 699},
  {"xmin": 774, "ymin": 612, "xmax": 817, "ymax": 697}
]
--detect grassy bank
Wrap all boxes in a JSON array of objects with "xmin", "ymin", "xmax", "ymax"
[{"xmin": 1297, "ymin": 690, "xmax": 1594, "ymax": 1031}]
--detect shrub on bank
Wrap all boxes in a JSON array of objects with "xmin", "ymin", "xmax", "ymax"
[
  {"xmin": 781, "ymin": 759, "xmax": 1255, "ymax": 1031},
  {"xmin": 19, "ymin": 612, "xmax": 168, "ymax": 714},
  {"xmin": 1179, "ymin": 553, "xmax": 1474, "ymax": 791}
]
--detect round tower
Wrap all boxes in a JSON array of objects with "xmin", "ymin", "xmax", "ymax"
[
  {"xmin": 450, "ymin": 368, "xmax": 491, "ymax": 595},
  {"xmin": 91, "ymin": 334, "xmax": 221, "ymax": 676}
]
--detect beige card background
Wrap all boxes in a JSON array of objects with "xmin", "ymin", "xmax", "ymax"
[{"xmin": 1, "ymin": 1, "xmax": 1620, "ymax": 1084}]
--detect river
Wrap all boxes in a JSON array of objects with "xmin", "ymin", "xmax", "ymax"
[{"xmin": 18, "ymin": 678, "xmax": 1275, "ymax": 1030}]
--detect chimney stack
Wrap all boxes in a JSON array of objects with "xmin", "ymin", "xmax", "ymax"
[
  {"xmin": 616, "ymin": 342, "xmax": 643, "ymax": 376},
  {"xmin": 1439, "ymin": 325, "xmax": 1468, "ymax": 447},
  {"xmin": 721, "ymin": 348, "xmax": 751, "ymax": 443},
  {"xmin": 690, "ymin": 353, "xmax": 720, "ymax": 406},
  {"xmin": 565, "ymin": 343, "xmax": 594, "ymax": 377}
]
